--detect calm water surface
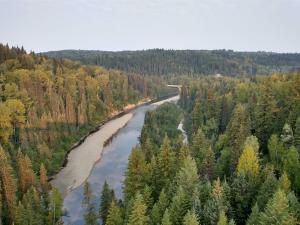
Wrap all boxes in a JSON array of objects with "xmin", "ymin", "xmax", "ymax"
[{"xmin": 63, "ymin": 102, "xmax": 166, "ymax": 224}]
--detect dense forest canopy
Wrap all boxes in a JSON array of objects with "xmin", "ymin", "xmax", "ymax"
[
  {"xmin": 43, "ymin": 49, "xmax": 300, "ymax": 76},
  {"xmin": 0, "ymin": 43, "xmax": 173, "ymax": 225},
  {"xmin": 83, "ymin": 71, "xmax": 300, "ymax": 225}
]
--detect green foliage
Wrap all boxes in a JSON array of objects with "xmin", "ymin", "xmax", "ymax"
[
  {"xmin": 106, "ymin": 201, "xmax": 123, "ymax": 225},
  {"xmin": 183, "ymin": 210, "xmax": 200, "ymax": 225},
  {"xmin": 100, "ymin": 181, "xmax": 115, "ymax": 224},
  {"xmin": 127, "ymin": 193, "xmax": 148, "ymax": 225},
  {"xmin": 259, "ymin": 189, "xmax": 297, "ymax": 225},
  {"xmin": 44, "ymin": 49, "xmax": 300, "ymax": 76}
]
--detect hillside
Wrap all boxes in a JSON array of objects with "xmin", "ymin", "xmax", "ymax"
[{"xmin": 43, "ymin": 49, "xmax": 300, "ymax": 76}]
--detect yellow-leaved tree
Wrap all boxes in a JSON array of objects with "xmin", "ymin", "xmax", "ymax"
[{"xmin": 237, "ymin": 145, "xmax": 260, "ymax": 177}]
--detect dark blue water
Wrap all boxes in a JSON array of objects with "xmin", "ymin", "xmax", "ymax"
[{"xmin": 62, "ymin": 104, "xmax": 156, "ymax": 225}]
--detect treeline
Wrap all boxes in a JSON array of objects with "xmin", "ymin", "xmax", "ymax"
[
  {"xmin": 43, "ymin": 49, "xmax": 300, "ymax": 76},
  {"xmin": 85, "ymin": 72, "xmax": 300, "ymax": 225},
  {"xmin": 0, "ymin": 43, "xmax": 170, "ymax": 224}
]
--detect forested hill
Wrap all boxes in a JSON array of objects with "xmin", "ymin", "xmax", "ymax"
[
  {"xmin": 0, "ymin": 43, "xmax": 172, "ymax": 224},
  {"xmin": 43, "ymin": 49, "xmax": 300, "ymax": 76}
]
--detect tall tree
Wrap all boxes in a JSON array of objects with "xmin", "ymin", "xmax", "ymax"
[
  {"xmin": 100, "ymin": 181, "xmax": 115, "ymax": 224},
  {"xmin": 82, "ymin": 182, "xmax": 98, "ymax": 225},
  {"xmin": 0, "ymin": 147, "xmax": 16, "ymax": 224},
  {"xmin": 237, "ymin": 144, "xmax": 260, "ymax": 178},
  {"xmin": 259, "ymin": 189, "xmax": 297, "ymax": 225},
  {"xmin": 127, "ymin": 193, "xmax": 148, "ymax": 225},
  {"xmin": 183, "ymin": 210, "xmax": 200, "ymax": 225},
  {"xmin": 106, "ymin": 201, "xmax": 123, "ymax": 225}
]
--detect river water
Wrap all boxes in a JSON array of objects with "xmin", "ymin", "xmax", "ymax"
[{"xmin": 61, "ymin": 95, "xmax": 179, "ymax": 225}]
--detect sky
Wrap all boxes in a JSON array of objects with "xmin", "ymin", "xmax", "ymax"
[{"xmin": 0, "ymin": 0, "xmax": 300, "ymax": 53}]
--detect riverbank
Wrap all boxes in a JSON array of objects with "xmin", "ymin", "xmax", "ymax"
[{"xmin": 50, "ymin": 94, "xmax": 179, "ymax": 197}]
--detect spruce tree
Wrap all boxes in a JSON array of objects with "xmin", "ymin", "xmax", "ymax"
[
  {"xmin": 294, "ymin": 117, "xmax": 300, "ymax": 150},
  {"xmin": 151, "ymin": 189, "xmax": 169, "ymax": 225},
  {"xmin": 259, "ymin": 189, "xmax": 297, "ymax": 225},
  {"xmin": 191, "ymin": 128, "xmax": 209, "ymax": 171},
  {"xmin": 39, "ymin": 163, "xmax": 49, "ymax": 193},
  {"xmin": 106, "ymin": 201, "xmax": 123, "ymax": 225},
  {"xmin": 217, "ymin": 210, "xmax": 228, "ymax": 225},
  {"xmin": 82, "ymin": 182, "xmax": 98, "ymax": 225},
  {"xmin": 237, "ymin": 145, "xmax": 260, "ymax": 178},
  {"xmin": 127, "ymin": 193, "xmax": 148, "ymax": 225},
  {"xmin": 100, "ymin": 181, "xmax": 115, "ymax": 224},
  {"xmin": 183, "ymin": 210, "xmax": 200, "ymax": 225},
  {"xmin": 161, "ymin": 209, "xmax": 172, "ymax": 225},
  {"xmin": 246, "ymin": 203, "xmax": 260, "ymax": 225}
]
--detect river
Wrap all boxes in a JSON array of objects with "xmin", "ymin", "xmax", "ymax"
[{"xmin": 53, "ymin": 95, "xmax": 179, "ymax": 225}]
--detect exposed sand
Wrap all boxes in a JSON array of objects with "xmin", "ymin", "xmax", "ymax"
[
  {"xmin": 50, "ymin": 113, "xmax": 133, "ymax": 197},
  {"xmin": 51, "ymin": 95, "xmax": 179, "ymax": 197}
]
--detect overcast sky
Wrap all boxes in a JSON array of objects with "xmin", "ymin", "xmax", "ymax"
[{"xmin": 1, "ymin": 0, "xmax": 300, "ymax": 52}]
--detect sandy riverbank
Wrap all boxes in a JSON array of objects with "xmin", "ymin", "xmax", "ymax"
[
  {"xmin": 50, "ymin": 113, "xmax": 133, "ymax": 197},
  {"xmin": 51, "ymin": 95, "xmax": 179, "ymax": 197}
]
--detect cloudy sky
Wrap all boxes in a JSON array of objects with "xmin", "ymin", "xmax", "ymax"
[{"xmin": 1, "ymin": 0, "xmax": 299, "ymax": 52}]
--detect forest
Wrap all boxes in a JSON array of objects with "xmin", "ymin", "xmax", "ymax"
[
  {"xmin": 82, "ymin": 72, "xmax": 300, "ymax": 225},
  {"xmin": 0, "ymin": 43, "xmax": 172, "ymax": 225},
  {"xmin": 43, "ymin": 49, "xmax": 300, "ymax": 77}
]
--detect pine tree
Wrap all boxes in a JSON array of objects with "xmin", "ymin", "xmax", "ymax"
[
  {"xmin": 284, "ymin": 146, "xmax": 300, "ymax": 193},
  {"xmin": 0, "ymin": 146, "xmax": 16, "ymax": 223},
  {"xmin": 201, "ymin": 146, "xmax": 215, "ymax": 180},
  {"xmin": 259, "ymin": 189, "xmax": 297, "ymax": 225},
  {"xmin": 278, "ymin": 172, "xmax": 291, "ymax": 194},
  {"xmin": 100, "ymin": 181, "xmax": 115, "ymax": 224},
  {"xmin": 191, "ymin": 128, "xmax": 209, "ymax": 171},
  {"xmin": 246, "ymin": 203, "xmax": 260, "ymax": 225},
  {"xmin": 106, "ymin": 201, "xmax": 123, "ymax": 225},
  {"xmin": 226, "ymin": 104, "xmax": 251, "ymax": 171},
  {"xmin": 82, "ymin": 182, "xmax": 98, "ymax": 225},
  {"xmin": 161, "ymin": 209, "xmax": 172, "ymax": 225},
  {"xmin": 217, "ymin": 210, "xmax": 228, "ymax": 225},
  {"xmin": 157, "ymin": 135, "xmax": 175, "ymax": 191},
  {"xmin": 183, "ymin": 210, "xmax": 199, "ymax": 225},
  {"xmin": 192, "ymin": 100, "xmax": 203, "ymax": 133},
  {"xmin": 124, "ymin": 147, "xmax": 148, "ymax": 203},
  {"xmin": 151, "ymin": 189, "xmax": 169, "ymax": 225},
  {"xmin": 48, "ymin": 188, "xmax": 63, "ymax": 225},
  {"xmin": 127, "ymin": 193, "xmax": 148, "ymax": 225},
  {"xmin": 268, "ymin": 134, "xmax": 285, "ymax": 171},
  {"xmin": 169, "ymin": 186, "xmax": 191, "ymax": 225},
  {"xmin": 294, "ymin": 117, "xmax": 300, "ymax": 150},
  {"xmin": 176, "ymin": 155, "xmax": 199, "ymax": 196},
  {"xmin": 254, "ymin": 84, "xmax": 279, "ymax": 152}
]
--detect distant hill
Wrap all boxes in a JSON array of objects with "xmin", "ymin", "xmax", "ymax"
[{"xmin": 43, "ymin": 49, "xmax": 300, "ymax": 76}]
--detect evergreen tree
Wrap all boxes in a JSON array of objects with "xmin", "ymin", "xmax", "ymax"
[
  {"xmin": 217, "ymin": 210, "xmax": 228, "ymax": 225},
  {"xmin": 161, "ymin": 209, "xmax": 172, "ymax": 225},
  {"xmin": 201, "ymin": 146, "xmax": 215, "ymax": 180},
  {"xmin": 82, "ymin": 182, "xmax": 98, "ymax": 225},
  {"xmin": 259, "ymin": 189, "xmax": 297, "ymax": 225},
  {"xmin": 284, "ymin": 146, "xmax": 300, "ymax": 193},
  {"xmin": 106, "ymin": 201, "xmax": 123, "ymax": 225},
  {"xmin": 192, "ymin": 100, "xmax": 203, "ymax": 133},
  {"xmin": 176, "ymin": 155, "xmax": 199, "ymax": 196},
  {"xmin": 169, "ymin": 186, "xmax": 191, "ymax": 225},
  {"xmin": 127, "ymin": 193, "xmax": 148, "ymax": 225},
  {"xmin": 16, "ymin": 152, "xmax": 36, "ymax": 193},
  {"xmin": 268, "ymin": 134, "xmax": 285, "ymax": 171},
  {"xmin": 124, "ymin": 147, "xmax": 148, "ymax": 203},
  {"xmin": 157, "ymin": 136, "xmax": 175, "ymax": 191},
  {"xmin": 47, "ymin": 188, "xmax": 63, "ymax": 225},
  {"xmin": 278, "ymin": 172, "xmax": 291, "ymax": 194},
  {"xmin": 100, "ymin": 181, "xmax": 115, "ymax": 224},
  {"xmin": 191, "ymin": 128, "xmax": 209, "ymax": 171},
  {"xmin": 226, "ymin": 104, "xmax": 251, "ymax": 171},
  {"xmin": 151, "ymin": 189, "xmax": 169, "ymax": 225},
  {"xmin": 294, "ymin": 117, "xmax": 300, "ymax": 150},
  {"xmin": 183, "ymin": 210, "xmax": 200, "ymax": 225},
  {"xmin": 246, "ymin": 203, "xmax": 260, "ymax": 225}
]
